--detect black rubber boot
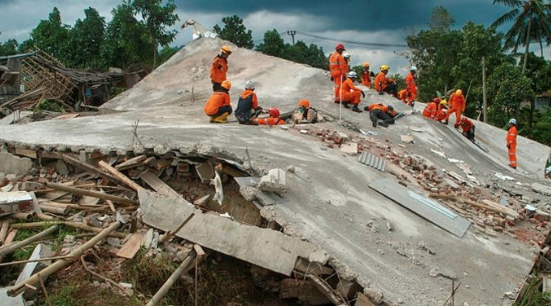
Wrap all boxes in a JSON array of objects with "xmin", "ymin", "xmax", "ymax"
[
  {"xmin": 379, "ymin": 121, "xmax": 389, "ymax": 128},
  {"xmin": 352, "ymin": 105, "xmax": 363, "ymax": 113}
]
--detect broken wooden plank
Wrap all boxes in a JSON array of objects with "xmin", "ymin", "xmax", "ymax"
[
  {"xmin": 116, "ymin": 233, "xmax": 144, "ymax": 259},
  {"xmin": 12, "ymin": 147, "xmax": 37, "ymax": 159},
  {"xmin": 59, "ymin": 154, "xmax": 119, "ymax": 182},
  {"xmin": 98, "ymin": 160, "xmax": 142, "ymax": 192},
  {"xmin": 115, "ymin": 155, "xmax": 147, "ymax": 170},
  {"xmin": 139, "ymin": 190, "xmax": 325, "ymax": 276},
  {"xmin": 0, "ymin": 191, "xmax": 34, "ymax": 217},
  {"xmin": 117, "ymin": 156, "xmax": 156, "ymax": 171},
  {"xmin": 370, "ymin": 178, "xmax": 471, "ymax": 238},
  {"xmin": 306, "ymin": 274, "xmax": 345, "ymax": 305},
  {"xmin": 45, "ymin": 182, "xmax": 137, "ymax": 206},
  {"xmin": 140, "ymin": 170, "xmax": 180, "ymax": 198},
  {"xmin": 0, "ymin": 221, "xmax": 9, "ymax": 244}
]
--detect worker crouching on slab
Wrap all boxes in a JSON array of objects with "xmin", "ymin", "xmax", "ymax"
[
  {"xmin": 204, "ymin": 80, "xmax": 232, "ymax": 123},
  {"xmin": 235, "ymin": 80, "xmax": 262, "ymax": 125},
  {"xmin": 340, "ymin": 71, "xmax": 364, "ymax": 113}
]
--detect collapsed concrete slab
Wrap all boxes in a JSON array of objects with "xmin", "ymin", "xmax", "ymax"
[
  {"xmin": 0, "ymin": 152, "xmax": 32, "ymax": 175},
  {"xmin": 138, "ymin": 189, "xmax": 327, "ymax": 276}
]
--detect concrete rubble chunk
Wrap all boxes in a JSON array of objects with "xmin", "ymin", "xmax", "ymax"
[
  {"xmin": 258, "ymin": 169, "xmax": 287, "ymax": 193},
  {"xmin": 0, "ymin": 287, "xmax": 24, "ymax": 306},
  {"xmin": 15, "ymin": 244, "xmax": 52, "ymax": 299},
  {"xmin": 0, "ymin": 191, "xmax": 34, "ymax": 217},
  {"xmin": 0, "ymin": 152, "xmax": 33, "ymax": 176},
  {"xmin": 531, "ymin": 182, "xmax": 551, "ymax": 196},
  {"xmin": 340, "ymin": 142, "xmax": 358, "ymax": 155},
  {"xmin": 400, "ymin": 135, "xmax": 414, "ymax": 143}
]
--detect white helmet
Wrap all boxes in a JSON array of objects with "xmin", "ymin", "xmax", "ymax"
[
  {"xmin": 245, "ymin": 80, "xmax": 255, "ymax": 90},
  {"xmin": 347, "ymin": 71, "xmax": 357, "ymax": 78},
  {"xmin": 410, "ymin": 66, "xmax": 417, "ymax": 71},
  {"xmin": 509, "ymin": 118, "xmax": 517, "ymax": 125},
  {"xmin": 343, "ymin": 52, "xmax": 351, "ymax": 59}
]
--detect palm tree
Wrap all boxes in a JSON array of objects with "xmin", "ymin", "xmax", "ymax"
[{"xmin": 491, "ymin": 0, "xmax": 551, "ymax": 73}]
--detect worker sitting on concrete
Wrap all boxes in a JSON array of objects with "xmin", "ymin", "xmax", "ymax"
[
  {"xmin": 442, "ymin": 89, "xmax": 465, "ymax": 127},
  {"xmin": 210, "ymin": 45, "xmax": 231, "ymax": 91},
  {"xmin": 398, "ymin": 89, "xmax": 412, "ymax": 106},
  {"xmin": 203, "ymin": 80, "xmax": 232, "ymax": 123},
  {"xmin": 291, "ymin": 99, "xmax": 319, "ymax": 123},
  {"xmin": 458, "ymin": 117, "xmax": 475, "ymax": 141},
  {"xmin": 422, "ymin": 97, "xmax": 441, "ymax": 119},
  {"xmin": 435, "ymin": 99, "xmax": 448, "ymax": 121},
  {"xmin": 253, "ymin": 108, "xmax": 285, "ymax": 126},
  {"xmin": 365, "ymin": 103, "xmax": 397, "ymax": 128},
  {"xmin": 361, "ymin": 63, "xmax": 374, "ymax": 88},
  {"xmin": 235, "ymin": 80, "xmax": 262, "ymax": 124},
  {"xmin": 340, "ymin": 71, "xmax": 364, "ymax": 113},
  {"xmin": 374, "ymin": 65, "xmax": 398, "ymax": 98}
]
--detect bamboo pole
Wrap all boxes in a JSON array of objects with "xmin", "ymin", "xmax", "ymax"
[
  {"xmin": 8, "ymin": 221, "xmax": 122, "ymax": 297},
  {"xmin": 0, "ymin": 226, "xmax": 58, "ymax": 258},
  {"xmin": 45, "ymin": 182, "xmax": 137, "ymax": 206},
  {"xmin": 10, "ymin": 212, "xmax": 35, "ymax": 221},
  {"xmin": 9, "ymin": 221, "xmax": 126, "ymax": 239},
  {"xmin": 98, "ymin": 160, "xmax": 143, "ymax": 192},
  {"xmin": 0, "ymin": 255, "xmax": 75, "ymax": 267},
  {"xmin": 39, "ymin": 204, "xmax": 69, "ymax": 215},
  {"xmin": 146, "ymin": 252, "xmax": 196, "ymax": 306},
  {"xmin": 0, "ymin": 221, "xmax": 9, "ymax": 244}
]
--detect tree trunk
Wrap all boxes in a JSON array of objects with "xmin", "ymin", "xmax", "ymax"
[
  {"xmin": 482, "ymin": 57, "xmax": 488, "ymax": 123},
  {"xmin": 522, "ymin": 16, "xmax": 532, "ymax": 74}
]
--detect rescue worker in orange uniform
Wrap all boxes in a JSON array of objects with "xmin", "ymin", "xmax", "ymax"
[
  {"xmin": 235, "ymin": 80, "xmax": 262, "ymax": 124},
  {"xmin": 434, "ymin": 100, "xmax": 448, "ymax": 121},
  {"xmin": 210, "ymin": 45, "xmax": 231, "ymax": 91},
  {"xmin": 374, "ymin": 65, "xmax": 398, "ymax": 98},
  {"xmin": 404, "ymin": 66, "xmax": 417, "ymax": 107},
  {"xmin": 442, "ymin": 89, "xmax": 465, "ymax": 127},
  {"xmin": 422, "ymin": 97, "xmax": 441, "ymax": 119},
  {"xmin": 365, "ymin": 103, "xmax": 397, "ymax": 128},
  {"xmin": 292, "ymin": 99, "xmax": 319, "ymax": 123},
  {"xmin": 342, "ymin": 52, "xmax": 351, "ymax": 75},
  {"xmin": 361, "ymin": 63, "xmax": 374, "ymax": 88},
  {"xmin": 506, "ymin": 118, "xmax": 518, "ymax": 169},
  {"xmin": 340, "ymin": 71, "xmax": 365, "ymax": 113},
  {"xmin": 458, "ymin": 117, "xmax": 475, "ymax": 141},
  {"xmin": 329, "ymin": 43, "xmax": 347, "ymax": 103},
  {"xmin": 204, "ymin": 80, "xmax": 232, "ymax": 123},
  {"xmin": 252, "ymin": 108, "xmax": 285, "ymax": 126},
  {"xmin": 398, "ymin": 89, "xmax": 410, "ymax": 104}
]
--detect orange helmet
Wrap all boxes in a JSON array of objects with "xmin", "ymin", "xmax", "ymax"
[
  {"xmin": 434, "ymin": 97, "xmax": 440, "ymax": 103},
  {"xmin": 221, "ymin": 45, "xmax": 232, "ymax": 54},
  {"xmin": 362, "ymin": 62, "xmax": 370, "ymax": 68},
  {"xmin": 298, "ymin": 99, "xmax": 311, "ymax": 108},
  {"xmin": 221, "ymin": 80, "xmax": 231, "ymax": 90},
  {"xmin": 335, "ymin": 43, "xmax": 345, "ymax": 51},
  {"xmin": 269, "ymin": 108, "xmax": 280, "ymax": 118}
]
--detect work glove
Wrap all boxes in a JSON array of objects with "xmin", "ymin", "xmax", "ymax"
[
  {"xmin": 330, "ymin": 76, "xmax": 334, "ymax": 82},
  {"xmin": 361, "ymin": 91, "xmax": 365, "ymax": 98}
]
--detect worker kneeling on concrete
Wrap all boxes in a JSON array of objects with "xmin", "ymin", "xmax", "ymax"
[
  {"xmin": 340, "ymin": 71, "xmax": 364, "ymax": 113},
  {"xmin": 365, "ymin": 103, "xmax": 396, "ymax": 128},
  {"xmin": 291, "ymin": 99, "xmax": 319, "ymax": 123},
  {"xmin": 458, "ymin": 117, "xmax": 475, "ymax": 141},
  {"xmin": 203, "ymin": 80, "xmax": 232, "ymax": 123},
  {"xmin": 235, "ymin": 80, "xmax": 262, "ymax": 124},
  {"xmin": 252, "ymin": 108, "xmax": 285, "ymax": 126},
  {"xmin": 423, "ymin": 97, "xmax": 443, "ymax": 119},
  {"xmin": 374, "ymin": 65, "xmax": 398, "ymax": 98}
]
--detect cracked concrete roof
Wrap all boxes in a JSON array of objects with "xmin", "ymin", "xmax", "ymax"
[{"xmin": 1, "ymin": 37, "xmax": 550, "ymax": 305}]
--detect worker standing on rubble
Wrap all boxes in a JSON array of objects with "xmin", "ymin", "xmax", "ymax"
[
  {"xmin": 361, "ymin": 63, "xmax": 373, "ymax": 88},
  {"xmin": 404, "ymin": 66, "xmax": 417, "ymax": 107},
  {"xmin": 204, "ymin": 80, "xmax": 232, "ymax": 123},
  {"xmin": 374, "ymin": 65, "xmax": 398, "ymax": 98},
  {"xmin": 458, "ymin": 117, "xmax": 475, "ymax": 141},
  {"xmin": 210, "ymin": 45, "xmax": 231, "ymax": 91},
  {"xmin": 365, "ymin": 103, "xmax": 397, "ymax": 128},
  {"xmin": 507, "ymin": 118, "xmax": 518, "ymax": 169},
  {"xmin": 422, "ymin": 97, "xmax": 441, "ymax": 119},
  {"xmin": 253, "ymin": 108, "xmax": 285, "ymax": 126},
  {"xmin": 329, "ymin": 43, "xmax": 347, "ymax": 103},
  {"xmin": 442, "ymin": 89, "xmax": 465, "ymax": 127},
  {"xmin": 235, "ymin": 80, "xmax": 262, "ymax": 124},
  {"xmin": 340, "ymin": 71, "xmax": 364, "ymax": 113}
]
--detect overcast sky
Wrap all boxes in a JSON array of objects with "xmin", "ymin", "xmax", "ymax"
[{"xmin": 0, "ymin": 0, "xmax": 533, "ymax": 74}]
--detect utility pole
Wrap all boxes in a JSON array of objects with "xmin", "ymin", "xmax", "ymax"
[
  {"xmin": 287, "ymin": 31, "xmax": 296, "ymax": 45},
  {"xmin": 482, "ymin": 57, "xmax": 487, "ymax": 123}
]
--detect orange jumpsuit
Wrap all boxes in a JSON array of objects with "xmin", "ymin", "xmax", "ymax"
[
  {"xmin": 405, "ymin": 72, "xmax": 417, "ymax": 104},
  {"xmin": 340, "ymin": 78, "xmax": 362, "ymax": 105},
  {"xmin": 507, "ymin": 125, "xmax": 518, "ymax": 168},
  {"xmin": 398, "ymin": 89, "xmax": 409, "ymax": 103},
  {"xmin": 329, "ymin": 51, "xmax": 347, "ymax": 102},
  {"xmin": 253, "ymin": 117, "xmax": 285, "ymax": 126},
  {"xmin": 434, "ymin": 104, "xmax": 446, "ymax": 121},
  {"xmin": 361, "ymin": 70, "xmax": 371, "ymax": 88},
  {"xmin": 422, "ymin": 102, "xmax": 438, "ymax": 118},
  {"xmin": 444, "ymin": 93, "xmax": 465, "ymax": 126},
  {"xmin": 210, "ymin": 55, "xmax": 228, "ymax": 84},
  {"xmin": 204, "ymin": 92, "xmax": 231, "ymax": 116}
]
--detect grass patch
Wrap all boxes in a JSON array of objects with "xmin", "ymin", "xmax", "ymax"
[{"xmin": 515, "ymin": 275, "xmax": 551, "ymax": 306}]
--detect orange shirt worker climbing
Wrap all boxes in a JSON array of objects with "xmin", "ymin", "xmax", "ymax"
[
  {"xmin": 443, "ymin": 89, "xmax": 465, "ymax": 127},
  {"xmin": 204, "ymin": 80, "xmax": 232, "ymax": 123},
  {"xmin": 210, "ymin": 45, "xmax": 231, "ymax": 91},
  {"xmin": 329, "ymin": 43, "xmax": 347, "ymax": 103},
  {"xmin": 340, "ymin": 71, "xmax": 365, "ymax": 113},
  {"xmin": 506, "ymin": 118, "xmax": 518, "ymax": 169}
]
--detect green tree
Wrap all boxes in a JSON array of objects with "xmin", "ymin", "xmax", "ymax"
[
  {"xmin": 131, "ymin": 0, "xmax": 179, "ymax": 67},
  {"xmin": 429, "ymin": 5, "xmax": 455, "ymax": 32},
  {"xmin": 24, "ymin": 7, "xmax": 70, "ymax": 61},
  {"xmin": 213, "ymin": 15, "xmax": 254, "ymax": 49},
  {"xmin": 256, "ymin": 29, "xmax": 286, "ymax": 57},
  {"xmin": 491, "ymin": 0, "xmax": 551, "ymax": 72},
  {"xmin": 66, "ymin": 7, "xmax": 105, "ymax": 69},
  {"xmin": 0, "ymin": 39, "xmax": 19, "ymax": 56},
  {"xmin": 101, "ymin": 1, "xmax": 152, "ymax": 69}
]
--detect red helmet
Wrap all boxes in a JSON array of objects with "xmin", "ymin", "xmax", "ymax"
[
  {"xmin": 269, "ymin": 108, "xmax": 280, "ymax": 118},
  {"xmin": 434, "ymin": 97, "xmax": 440, "ymax": 103},
  {"xmin": 335, "ymin": 43, "xmax": 345, "ymax": 51}
]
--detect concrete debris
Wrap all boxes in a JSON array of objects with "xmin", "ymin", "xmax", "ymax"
[
  {"xmin": 340, "ymin": 142, "xmax": 358, "ymax": 155},
  {"xmin": 409, "ymin": 126, "xmax": 423, "ymax": 132},
  {"xmin": 0, "ymin": 152, "xmax": 33, "ymax": 175},
  {"xmin": 0, "ymin": 191, "xmax": 34, "ymax": 217},
  {"xmin": 211, "ymin": 171, "xmax": 224, "ymax": 205},
  {"xmin": 0, "ymin": 287, "xmax": 24, "ymax": 306},
  {"xmin": 363, "ymin": 287, "xmax": 385, "ymax": 304},
  {"xmin": 448, "ymin": 158, "xmax": 463, "ymax": 163},
  {"xmin": 257, "ymin": 169, "xmax": 287, "ymax": 193},
  {"xmin": 430, "ymin": 149, "xmax": 446, "ymax": 158},
  {"xmin": 400, "ymin": 135, "xmax": 414, "ymax": 143},
  {"xmin": 15, "ymin": 244, "xmax": 52, "ymax": 298},
  {"xmin": 531, "ymin": 182, "xmax": 551, "ymax": 196},
  {"xmin": 495, "ymin": 172, "xmax": 515, "ymax": 181}
]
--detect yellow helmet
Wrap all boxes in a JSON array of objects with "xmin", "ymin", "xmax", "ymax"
[
  {"xmin": 440, "ymin": 99, "xmax": 448, "ymax": 106},
  {"xmin": 456, "ymin": 89, "xmax": 462, "ymax": 96},
  {"xmin": 380, "ymin": 64, "xmax": 390, "ymax": 71},
  {"xmin": 362, "ymin": 62, "xmax": 370, "ymax": 68},
  {"xmin": 221, "ymin": 80, "xmax": 231, "ymax": 90},
  {"xmin": 221, "ymin": 45, "xmax": 232, "ymax": 54}
]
